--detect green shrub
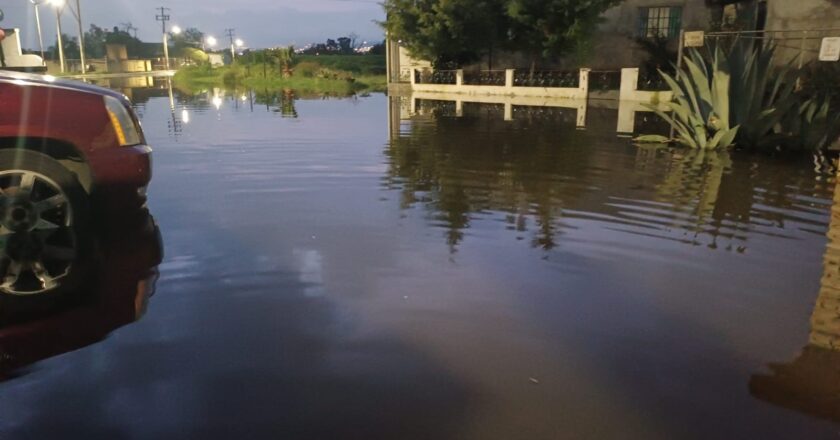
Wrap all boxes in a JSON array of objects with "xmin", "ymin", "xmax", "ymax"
[
  {"xmin": 317, "ymin": 68, "xmax": 354, "ymax": 81},
  {"xmin": 222, "ymin": 65, "xmax": 245, "ymax": 85},
  {"xmin": 295, "ymin": 61, "xmax": 321, "ymax": 78}
]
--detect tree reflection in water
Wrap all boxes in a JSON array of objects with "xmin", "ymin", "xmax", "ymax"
[{"xmin": 385, "ymin": 96, "xmax": 833, "ymax": 254}]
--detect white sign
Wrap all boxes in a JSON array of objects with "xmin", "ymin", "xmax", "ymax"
[
  {"xmin": 820, "ymin": 37, "xmax": 840, "ymax": 62},
  {"xmin": 684, "ymin": 31, "xmax": 705, "ymax": 48}
]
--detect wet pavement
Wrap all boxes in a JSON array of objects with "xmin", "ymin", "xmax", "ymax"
[{"xmin": 1, "ymin": 84, "xmax": 840, "ymax": 439}]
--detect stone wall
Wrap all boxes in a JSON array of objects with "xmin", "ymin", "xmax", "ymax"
[{"xmin": 766, "ymin": 0, "xmax": 840, "ymax": 65}]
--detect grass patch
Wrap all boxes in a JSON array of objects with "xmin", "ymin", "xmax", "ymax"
[
  {"xmin": 295, "ymin": 54, "xmax": 386, "ymax": 76},
  {"xmin": 173, "ymin": 58, "xmax": 386, "ymax": 95}
]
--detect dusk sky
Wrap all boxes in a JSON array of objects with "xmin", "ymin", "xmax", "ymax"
[{"xmin": 3, "ymin": 0, "xmax": 385, "ymax": 50}]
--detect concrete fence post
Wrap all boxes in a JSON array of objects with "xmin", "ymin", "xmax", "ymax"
[
  {"xmin": 620, "ymin": 68, "xmax": 639, "ymax": 101},
  {"xmin": 504, "ymin": 102, "xmax": 513, "ymax": 121},
  {"xmin": 579, "ymin": 68, "xmax": 590, "ymax": 98},
  {"xmin": 456, "ymin": 69, "xmax": 464, "ymax": 86},
  {"xmin": 410, "ymin": 68, "xmax": 416, "ymax": 86},
  {"xmin": 505, "ymin": 69, "xmax": 515, "ymax": 89}
]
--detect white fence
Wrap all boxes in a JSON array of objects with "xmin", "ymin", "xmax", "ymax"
[{"xmin": 407, "ymin": 67, "xmax": 672, "ymax": 105}]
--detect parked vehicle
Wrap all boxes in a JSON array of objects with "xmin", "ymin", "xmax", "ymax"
[{"xmin": 0, "ymin": 71, "xmax": 153, "ymax": 297}]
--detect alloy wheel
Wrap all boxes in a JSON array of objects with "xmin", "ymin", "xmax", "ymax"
[{"xmin": 0, "ymin": 170, "xmax": 76, "ymax": 295}]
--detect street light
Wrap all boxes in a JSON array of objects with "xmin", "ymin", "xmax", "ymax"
[
  {"xmin": 206, "ymin": 36, "xmax": 217, "ymax": 47},
  {"xmin": 48, "ymin": 0, "xmax": 66, "ymax": 73},
  {"xmin": 28, "ymin": 0, "xmax": 47, "ymax": 63},
  {"xmin": 235, "ymin": 39, "xmax": 244, "ymax": 48},
  {"xmin": 171, "ymin": 25, "xmax": 182, "ymax": 35},
  {"xmin": 48, "ymin": 0, "xmax": 85, "ymax": 74}
]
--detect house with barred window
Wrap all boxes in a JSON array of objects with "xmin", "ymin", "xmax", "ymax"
[
  {"xmin": 589, "ymin": 0, "xmax": 840, "ymax": 69},
  {"xmin": 387, "ymin": 0, "xmax": 840, "ymax": 82}
]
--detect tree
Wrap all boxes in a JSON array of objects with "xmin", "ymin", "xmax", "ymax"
[
  {"xmin": 381, "ymin": 0, "xmax": 622, "ymax": 68},
  {"xmin": 171, "ymin": 27, "xmax": 205, "ymax": 52},
  {"xmin": 105, "ymin": 26, "xmax": 146, "ymax": 58},
  {"xmin": 370, "ymin": 41, "xmax": 386, "ymax": 55},
  {"xmin": 183, "ymin": 28, "xmax": 205, "ymax": 46},
  {"xmin": 382, "ymin": 0, "xmax": 509, "ymax": 67},
  {"xmin": 506, "ymin": 0, "xmax": 621, "ymax": 68},
  {"xmin": 338, "ymin": 37, "xmax": 353, "ymax": 54},
  {"xmin": 83, "ymin": 24, "xmax": 108, "ymax": 58},
  {"xmin": 50, "ymin": 34, "xmax": 80, "ymax": 59}
]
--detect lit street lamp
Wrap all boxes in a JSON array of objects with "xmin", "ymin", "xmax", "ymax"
[
  {"xmin": 48, "ymin": 0, "xmax": 65, "ymax": 73},
  {"xmin": 171, "ymin": 25, "xmax": 182, "ymax": 35},
  {"xmin": 28, "ymin": 0, "xmax": 47, "ymax": 63},
  {"xmin": 205, "ymin": 36, "xmax": 217, "ymax": 51},
  {"xmin": 48, "ymin": 0, "xmax": 86, "ymax": 74},
  {"xmin": 232, "ymin": 38, "xmax": 244, "ymax": 60}
]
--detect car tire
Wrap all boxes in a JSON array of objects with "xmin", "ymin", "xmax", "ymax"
[{"xmin": 0, "ymin": 149, "xmax": 92, "ymax": 319}]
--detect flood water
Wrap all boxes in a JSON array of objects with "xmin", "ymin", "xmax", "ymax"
[{"xmin": 2, "ymin": 80, "xmax": 840, "ymax": 439}]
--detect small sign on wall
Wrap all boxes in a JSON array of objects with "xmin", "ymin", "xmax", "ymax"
[
  {"xmin": 684, "ymin": 31, "xmax": 705, "ymax": 48},
  {"xmin": 820, "ymin": 37, "xmax": 840, "ymax": 62}
]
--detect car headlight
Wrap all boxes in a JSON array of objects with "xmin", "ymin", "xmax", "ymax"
[{"xmin": 103, "ymin": 95, "xmax": 142, "ymax": 146}]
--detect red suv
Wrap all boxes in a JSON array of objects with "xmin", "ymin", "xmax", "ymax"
[{"xmin": 0, "ymin": 71, "xmax": 152, "ymax": 296}]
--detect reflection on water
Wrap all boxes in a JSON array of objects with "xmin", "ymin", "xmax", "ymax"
[
  {"xmin": 386, "ymin": 96, "xmax": 832, "ymax": 253},
  {"xmin": 750, "ymin": 177, "xmax": 840, "ymax": 422},
  {"xmin": 0, "ymin": 211, "xmax": 162, "ymax": 377},
  {"xmin": 3, "ymin": 83, "xmax": 840, "ymax": 438}
]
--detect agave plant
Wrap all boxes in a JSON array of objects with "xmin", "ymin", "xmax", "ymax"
[
  {"xmin": 647, "ymin": 44, "xmax": 739, "ymax": 149},
  {"xmin": 787, "ymin": 95, "xmax": 840, "ymax": 152},
  {"xmin": 724, "ymin": 40, "xmax": 799, "ymax": 149},
  {"xmin": 647, "ymin": 40, "xmax": 840, "ymax": 152}
]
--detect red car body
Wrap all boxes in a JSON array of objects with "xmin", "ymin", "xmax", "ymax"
[{"xmin": 0, "ymin": 71, "xmax": 152, "ymax": 203}]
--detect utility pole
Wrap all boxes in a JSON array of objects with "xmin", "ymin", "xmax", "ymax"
[
  {"xmin": 29, "ymin": 1, "xmax": 46, "ymax": 63},
  {"xmin": 75, "ymin": 0, "xmax": 85, "ymax": 74},
  {"xmin": 224, "ymin": 28, "xmax": 236, "ymax": 61},
  {"xmin": 55, "ymin": 8, "xmax": 65, "ymax": 73},
  {"xmin": 155, "ymin": 6, "xmax": 171, "ymax": 70}
]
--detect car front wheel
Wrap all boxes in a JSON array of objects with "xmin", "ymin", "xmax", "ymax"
[{"xmin": 0, "ymin": 150, "xmax": 89, "ymax": 297}]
